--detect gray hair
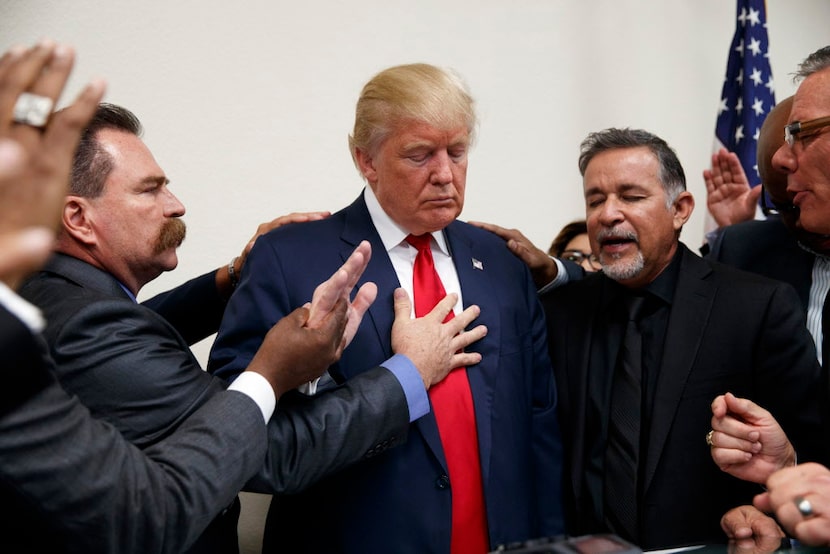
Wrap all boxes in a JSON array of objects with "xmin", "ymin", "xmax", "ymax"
[
  {"xmin": 578, "ymin": 127, "xmax": 686, "ymax": 206},
  {"xmin": 793, "ymin": 45, "xmax": 830, "ymax": 82}
]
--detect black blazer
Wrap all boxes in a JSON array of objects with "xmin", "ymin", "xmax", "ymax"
[
  {"xmin": 542, "ymin": 244, "xmax": 827, "ymax": 550},
  {"xmin": 707, "ymin": 218, "xmax": 814, "ymax": 313}
]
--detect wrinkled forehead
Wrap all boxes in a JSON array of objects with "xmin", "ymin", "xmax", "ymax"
[{"xmin": 792, "ymin": 68, "xmax": 830, "ymax": 121}]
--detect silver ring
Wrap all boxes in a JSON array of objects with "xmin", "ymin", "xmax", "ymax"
[
  {"xmin": 12, "ymin": 92, "xmax": 54, "ymax": 128},
  {"xmin": 795, "ymin": 496, "xmax": 814, "ymax": 517},
  {"xmin": 705, "ymin": 430, "xmax": 714, "ymax": 447}
]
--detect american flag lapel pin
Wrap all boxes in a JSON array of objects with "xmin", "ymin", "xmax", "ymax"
[{"xmin": 472, "ymin": 258, "xmax": 483, "ymax": 271}]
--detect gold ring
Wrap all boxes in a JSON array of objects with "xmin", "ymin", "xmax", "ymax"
[{"xmin": 705, "ymin": 430, "xmax": 714, "ymax": 447}]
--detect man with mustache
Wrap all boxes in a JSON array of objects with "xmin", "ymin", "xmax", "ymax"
[
  {"xmin": 19, "ymin": 102, "xmax": 487, "ymax": 553},
  {"xmin": 538, "ymin": 127, "xmax": 825, "ymax": 549}
]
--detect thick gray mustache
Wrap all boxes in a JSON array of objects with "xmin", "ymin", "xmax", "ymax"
[{"xmin": 596, "ymin": 228, "xmax": 637, "ymax": 243}]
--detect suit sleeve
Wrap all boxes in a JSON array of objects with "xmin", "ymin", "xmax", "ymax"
[
  {"xmin": 752, "ymin": 282, "xmax": 829, "ymax": 465},
  {"xmin": 47, "ymin": 299, "xmax": 224, "ymax": 447},
  {"xmin": 0, "ymin": 306, "xmax": 268, "ymax": 554},
  {"xmin": 141, "ymin": 270, "xmax": 226, "ymax": 345},
  {"xmin": 527, "ymin": 270, "xmax": 565, "ymax": 536},
  {"xmin": 246, "ymin": 365, "xmax": 411, "ymax": 494}
]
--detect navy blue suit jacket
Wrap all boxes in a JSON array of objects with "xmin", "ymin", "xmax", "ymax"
[{"xmin": 209, "ymin": 192, "xmax": 563, "ymax": 552}]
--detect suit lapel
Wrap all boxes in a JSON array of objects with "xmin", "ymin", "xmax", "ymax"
[
  {"xmin": 340, "ymin": 195, "xmax": 400, "ymax": 358},
  {"xmin": 340, "ymin": 194, "xmax": 448, "ymax": 470},
  {"xmin": 444, "ymin": 222, "xmax": 498, "ymax": 480},
  {"xmin": 644, "ymin": 247, "xmax": 715, "ymax": 493}
]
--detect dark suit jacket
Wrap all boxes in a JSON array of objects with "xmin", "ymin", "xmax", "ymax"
[
  {"xmin": 541, "ymin": 244, "xmax": 826, "ymax": 550},
  {"xmin": 209, "ymin": 192, "xmax": 563, "ymax": 552},
  {"xmin": 0, "ymin": 303, "xmax": 268, "ymax": 553},
  {"xmin": 20, "ymin": 253, "xmax": 412, "ymax": 552},
  {"xmin": 707, "ymin": 218, "xmax": 814, "ymax": 313}
]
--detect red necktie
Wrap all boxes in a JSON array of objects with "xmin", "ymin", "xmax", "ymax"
[{"xmin": 406, "ymin": 233, "xmax": 488, "ymax": 554}]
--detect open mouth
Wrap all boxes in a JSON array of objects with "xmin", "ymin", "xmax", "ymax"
[{"xmin": 597, "ymin": 231, "xmax": 637, "ymax": 254}]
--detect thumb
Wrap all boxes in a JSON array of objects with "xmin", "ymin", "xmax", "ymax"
[
  {"xmin": 748, "ymin": 184, "xmax": 763, "ymax": 203},
  {"xmin": 393, "ymin": 288, "xmax": 412, "ymax": 320},
  {"xmin": 724, "ymin": 392, "xmax": 767, "ymax": 423}
]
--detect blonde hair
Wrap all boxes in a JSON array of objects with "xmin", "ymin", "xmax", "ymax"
[{"xmin": 348, "ymin": 63, "xmax": 477, "ymax": 170}]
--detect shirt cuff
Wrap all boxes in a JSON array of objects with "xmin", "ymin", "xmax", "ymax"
[
  {"xmin": 537, "ymin": 256, "xmax": 570, "ymax": 294},
  {"xmin": 382, "ymin": 354, "xmax": 429, "ymax": 422},
  {"xmin": 0, "ymin": 281, "xmax": 45, "ymax": 332},
  {"xmin": 229, "ymin": 371, "xmax": 277, "ymax": 423}
]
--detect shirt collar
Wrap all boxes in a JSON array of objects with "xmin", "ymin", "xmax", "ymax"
[
  {"xmin": 611, "ymin": 244, "xmax": 682, "ymax": 307},
  {"xmin": 363, "ymin": 186, "xmax": 450, "ymax": 255}
]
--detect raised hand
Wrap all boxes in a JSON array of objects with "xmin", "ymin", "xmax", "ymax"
[
  {"xmin": 305, "ymin": 240, "xmax": 377, "ymax": 354},
  {"xmin": 0, "ymin": 40, "xmax": 106, "ymax": 289},
  {"xmin": 703, "ymin": 148, "xmax": 762, "ymax": 227}
]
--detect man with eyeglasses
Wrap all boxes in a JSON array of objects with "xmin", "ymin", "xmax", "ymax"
[
  {"xmin": 705, "ymin": 45, "xmax": 830, "ymax": 549},
  {"xmin": 707, "ymin": 94, "xmax": 830, "ymax": 362}
]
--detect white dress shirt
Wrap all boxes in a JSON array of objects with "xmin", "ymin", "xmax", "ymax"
[{"xmin": 364, "ymin": 186, "xmax": 463, "ymax": 316}]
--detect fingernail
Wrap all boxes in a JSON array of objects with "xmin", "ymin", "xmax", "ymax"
[
  {"xmin": 37, "ymin": 38, "xmax": 56, "ymax": 51},
  {"xmin": 53, "ymin": 44, "xmax": 73, "ymax": 61}
]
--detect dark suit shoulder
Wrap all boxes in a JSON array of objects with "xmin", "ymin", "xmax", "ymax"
[
  {"xmin": 22, "ymin": 268, "xmax": 221, "ymax": 447},
  {"xmin": 258, "ymin": 197, "xmax": 356, "ymax": 247},
  {"xmin": 709, "ymin": 219, "xmax": 797, "ymax": 263},
  {"xmin": 21, "ymin": 269, "xmax": 118, "ymax": 328},
  {"xmin": 698, "ymin": 251, "xmax": 799, "ymax": 289}
]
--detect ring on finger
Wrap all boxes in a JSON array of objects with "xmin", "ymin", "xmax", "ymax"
[
  {"xmin": 705, "ymin": 430, "xmax": 714, "ymax": 447},
  {"xmin": 795, "ymin": 496, "xmax": 814, "ymax": 518},
  {"xmin": 12, "ymin": 92, "xmax": 53, "ymax": 128}
]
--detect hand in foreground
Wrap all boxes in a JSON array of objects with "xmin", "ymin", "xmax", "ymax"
[
  {"xmin": 710, "ymin": 392, "xmax": 795, "ymax": 484},
  {"xmin": 755, "ymin": 462, "xmax": 830, "ymax": 547},
  {"xmin": 0, "ymin": 143, "xmax": 56, "ymax": 287},
  {"xmin": 246, "ymin": 299, "xmax": 348, "ymax": 399},
  {"xmin": 0, "ymin": 41, "xmax": 105, "ymax": 289},
  {"xmin": 721, "ymin": 504, "xmax": 785, "ymax": 552},
  {"xmin": 305, "ymin": 240, "xmax": 377, "ymax": 354},
  {"xmin": 391, "ymin": 289, "xmax": 487, "ymax": 389},
  {"xmin": 468, "ymin": 221, "xmax": 558, "ymax": 289},
  {"xmin": 703, "ymin": 148, "xmax": 762, "ymax": 227}
]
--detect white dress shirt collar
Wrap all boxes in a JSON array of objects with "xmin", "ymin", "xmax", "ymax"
[{"xmin": 363, "ymin": 186, "xmax": 450, "ymax": 256}]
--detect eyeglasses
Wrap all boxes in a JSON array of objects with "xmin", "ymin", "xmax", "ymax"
[
  {"xmin": 784, "ymin": 115, "xmax": 830, "ymax": 147},
  {"xmin": 760, "ymin": 183, "xmax": 798, "ymax": 218},
  {"xmin": 561, "ymin": 250, "xmax": 602, "ymax": 271}
]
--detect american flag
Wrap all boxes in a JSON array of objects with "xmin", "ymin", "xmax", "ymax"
[{"xmin": 714, "ymin": 0, "xmax": 776, "ymax": 187}]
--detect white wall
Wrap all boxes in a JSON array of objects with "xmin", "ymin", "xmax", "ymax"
[
  {"xmin": 2, "ymin": 0, "xmax": 827, "ymax": 309},
  {"xmin": 2, "ymin": 1, "xmax": 827, "ymax": 551}
]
